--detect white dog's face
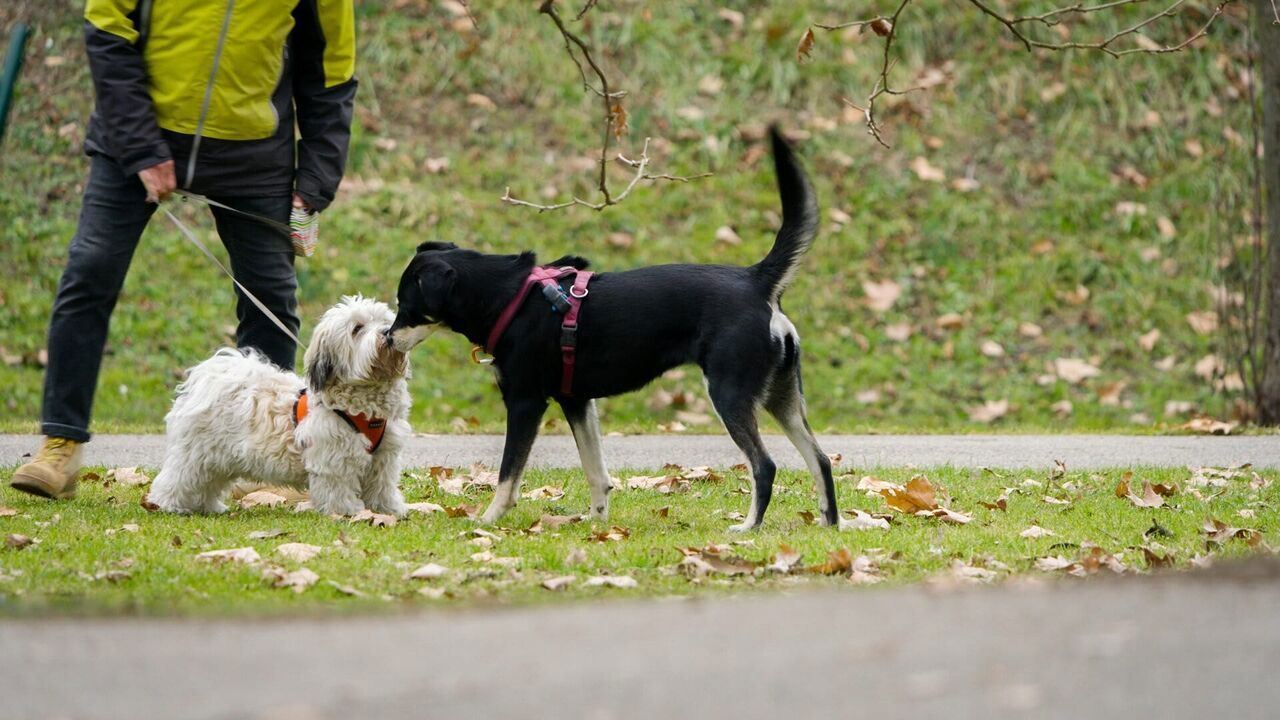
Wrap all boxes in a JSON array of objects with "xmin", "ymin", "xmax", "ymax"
[{"xmin": 304, "ymin": 296, "xmax": 408, "ymax": 391}]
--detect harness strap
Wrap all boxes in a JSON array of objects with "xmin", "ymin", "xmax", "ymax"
[
  {"xmin": 484, "ymin": 265, "xmax": 595, "ymax": 397},
  {"xmin": 560, "ymin": 270, "xmax": 593, "ymax": 396},
  {"xmin": 485, "ymin": 266, "xmax": 577, "ymax": 353},
  {"xmin": 292, "ymin": 389, "xmax": 386, "ymax": 454}
]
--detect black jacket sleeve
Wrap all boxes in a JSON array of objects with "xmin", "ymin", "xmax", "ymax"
[
  {"xmin": 83, "ymin": 3, "xmax": 169, "ymax": 176},
  {"xmin": 290, "ymin": 0, "xmax": 358, "ymax": 212}
]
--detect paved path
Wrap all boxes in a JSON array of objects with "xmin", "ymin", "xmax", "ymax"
[
  {"xmin": 2, "ymin": 558, "xmax": 1277, "ymax": 720},
  {"xmin": 3, "ymin": 433, "xmax": 1279, "ymax": 470}
]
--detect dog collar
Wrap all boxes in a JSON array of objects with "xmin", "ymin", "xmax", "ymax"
[
  {"xmin": 293, "ymin": 389, "xmax": 387, "ymax": 454},
  {"xmin": 484, "ymin": 266, "xmax": 593, "ymax": 396}
]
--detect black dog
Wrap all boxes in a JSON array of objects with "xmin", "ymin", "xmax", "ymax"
[{"xmin": 388, "ymin": 127, "xmax": 838, "ymax": 530}]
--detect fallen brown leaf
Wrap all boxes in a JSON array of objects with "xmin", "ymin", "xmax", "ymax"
[
  {"xmin": 239, "ymin": 490, "xmax": 289, "ymax": 509},
  {"xmin": 197, "ymin": 547, "xmax": 260, "ymax": 564},
  {"xmin": 262, "ymin": 566, "xmax": 319, "ymax": 593},
  {"xmin": 106, "ymin": 467, "xmax": 150, "ymax": 486},
  {"xmin": 880, "ymin": 475, "xmax": 939, "ymax": 513},
  {"xmin": 1202, "ymin": 519, "xmax": 1262, "ymax": 547},
  {"xmin": 863, "ymin": 279, "xmax": 902, "ymax": 313},
  {"xmin": 589, "ymin": 526, "xmax": 630, "ymax": 543},
  {"xmin": 841, "ymin": 508, "xmax": 890, "ymax": 531},
  {"xmin": 541, "ymin": 575, "xmax": 576, "ymax": 591},
  {"xmin": 1052, "ymin": 358, "xmax": 1101, "ymax": 384},
  {"xmin": 522, "ymin": 485, "xmax": 565, "ymax": 501},
  {"xmin": 444, "ymin": 503, "xmax": 480, "ymax": 519},
  {"xmin": 585, "ymin": 575, "xmax": 637, "ymax": 589},
  {"xmin": 275, "ymin": 543, "xmax": 322, "ymax": 562},
  {"xmin": 765, "ymin": 544, "xmax": 803, "ymax": 574},
  {"xmin": 350, "ymin": 510, "xmax": 397, "ymax": 527},
  {"xmin": 409, "ymin": 563, "xmax": 449, "ymax": 580}
]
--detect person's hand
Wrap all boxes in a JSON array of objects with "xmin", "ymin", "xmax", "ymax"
[
  {"xmin": 138, "ymin": 160, "xmax": 176, "ymax": 203},
  {"xmin": 292, "ymin": 193, "xmax": 311, "ymax": 212}
]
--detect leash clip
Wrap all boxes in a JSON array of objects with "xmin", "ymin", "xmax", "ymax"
[{"xmin": 471, "ymin": 346, "xmax": 494, "ymax": 365}]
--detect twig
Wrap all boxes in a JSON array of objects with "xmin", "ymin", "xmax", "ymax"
[
  {"xmin": 836, "ymin": 0, "xmax": 918, "ymax": 148},
  {"xmin": 814, "ymin": 15, "xmax": 892, "ymax": 31},
  {"xmin": 502, "ymin": 138, "xmax": 708, "ymax": 212},
  {"xmin": 813, "ymin": 0, "xmax": 1239, "ymax": 145},
  {"xmin": 576, "ymin": 0, "xmax": 599, "ymax": 21},
  {"xmin": 456, "ymin": 0, "xmax": 479, "ymax": 30},
  {"xmin": 511, "ymin": 1, "xmax": 710, "ymax": 211},
  {"xmin": 967, "ymin": 0, "xmax": 1235, "ymax": 57}
]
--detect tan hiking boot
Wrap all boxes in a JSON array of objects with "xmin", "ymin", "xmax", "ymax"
[{"xmin": 10, "ymin": 437, "xmax": 83, "ymax": 500}]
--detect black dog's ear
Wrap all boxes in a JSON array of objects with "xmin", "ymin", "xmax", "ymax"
[
  {"xmin": 546, "ymin": 254, "xmax": 591, "ymax": 270},
  {"xmin": 416, "ymin": 258, "xmax": 457, "ymax": 310},
  {"xmin": 416, "ymin": 241, "xmax": 458, "ymax": 254}
]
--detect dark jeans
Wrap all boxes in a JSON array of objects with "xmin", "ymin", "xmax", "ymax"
[{"xmin": 41, "ymin": 155, "xmax": 300, "ymax": 442}]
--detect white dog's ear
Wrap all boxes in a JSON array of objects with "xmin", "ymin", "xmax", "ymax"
[
  {"xmin": 304, "ymin": 322, "xmax": 338, "ymax": 391},
  {"xmin": 306, "ymin": 351, "xmax": 335, "ymax": 392}
]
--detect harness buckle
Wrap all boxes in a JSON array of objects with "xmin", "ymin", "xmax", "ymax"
[{"xmin": 560, "ymin": 324, "xmax": 578, "ymax": 349}]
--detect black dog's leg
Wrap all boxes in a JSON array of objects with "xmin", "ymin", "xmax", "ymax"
[
  {"xmin": 765, "ymin": 372, "xmax": 838, "ymax": 527},
  {"xmin": 480, "ymin": 396, "xmax": 548, "ymax": 524},
  {"xmin": 707, "ymin": 380, "xmax": 775, "ymax": 532},
  {"xmin": 561, "ymin": 398, "xmax": 613, "ymax": 521}
]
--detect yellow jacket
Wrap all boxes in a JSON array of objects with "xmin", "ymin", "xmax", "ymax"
[{"xmin": 83, "ymin": 0, "xmax": 357, "ymax": 210}]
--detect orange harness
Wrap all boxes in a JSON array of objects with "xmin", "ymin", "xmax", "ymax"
[{"xmin": 293, "ymin": 389, "xmax": 387, "ymax": 454}]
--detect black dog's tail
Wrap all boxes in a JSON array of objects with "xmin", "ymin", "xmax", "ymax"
[{"xmin": 752, "ymin": 126, "xmax": 819, "ymax": 302}]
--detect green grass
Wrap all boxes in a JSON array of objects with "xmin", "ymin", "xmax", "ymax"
[
  {"xmin": 0, "ymin": 1, "xmax": 1261, "ymax": 434},
  {"xmin": 1, "ymin": 462, "xmax": 1276, "ymax": 615}
]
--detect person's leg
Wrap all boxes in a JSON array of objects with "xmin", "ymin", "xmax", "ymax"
[
  {"xmin": 13, "ymin": 156, "xmax": 155, "ymax": 500},
  {"xmin": 207, "ymin": 196, "xmax": 300, "ymax": 370},
  {"xmin": 42, "ymin": 155, "xmax": 156, "ymax": 441}
]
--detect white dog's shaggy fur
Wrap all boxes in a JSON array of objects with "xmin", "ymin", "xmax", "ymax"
[{"xmin": 148, "ymin": 296, "xmax": 412, "ymax": 517}]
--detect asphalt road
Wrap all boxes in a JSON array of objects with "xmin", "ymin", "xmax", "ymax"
[
  {"xmin": 4, "ymin": 433, "xmax": 1279, "ymax": 470},
  {"xmin": 2, "ymin": 558, "xmax": 1277, "ymax": 720}
]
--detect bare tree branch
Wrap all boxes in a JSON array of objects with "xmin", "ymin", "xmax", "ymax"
[
  {"xmin": 507, "ymin": 1, "xmax": 709, "ymax": 212},
  {"xmin": 968, "ymin": 0, "xmax": 1234, "ymax": 56},
  {"xmin": 811, "ymin": 0, "xmax": 1240, "ymax": 145},
  {"xmin": 817, "ymin": 0, "xmax": 917, "ymax": 147}
]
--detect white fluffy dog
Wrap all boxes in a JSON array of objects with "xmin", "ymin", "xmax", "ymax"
[{"xmin": 149, "ymin": 296, "xmax": 411, "ymax": 517}]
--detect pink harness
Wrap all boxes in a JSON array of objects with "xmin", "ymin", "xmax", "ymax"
[{"xmin": 485, "ymin": 266, "xmax": 594, "ymax": 396}]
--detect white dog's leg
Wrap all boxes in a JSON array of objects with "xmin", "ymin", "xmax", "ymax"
[
  {"xmin": 361, "ymin": 443, "xmax": 407, "ymax": 517},
  {"xmin": 564, "ymin": 399, "xmax": 611, "ymax": 522},
  {"xmin": 150, "ymin": 452, "xmax": 232, "ymax": 514},
  {"xmin": 308, "ymin": 471, "xmax": 366, "ymax": 516}
]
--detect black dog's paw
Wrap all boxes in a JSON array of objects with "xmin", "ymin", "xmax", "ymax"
[{"xmin": 546, "ymin": 254, "xmax": 591, "ymax": 270}]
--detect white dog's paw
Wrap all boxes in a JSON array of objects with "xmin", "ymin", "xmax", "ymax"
[{"xmin": 370, "ymin": 498, "xmax": 408, "ymax": 518}]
